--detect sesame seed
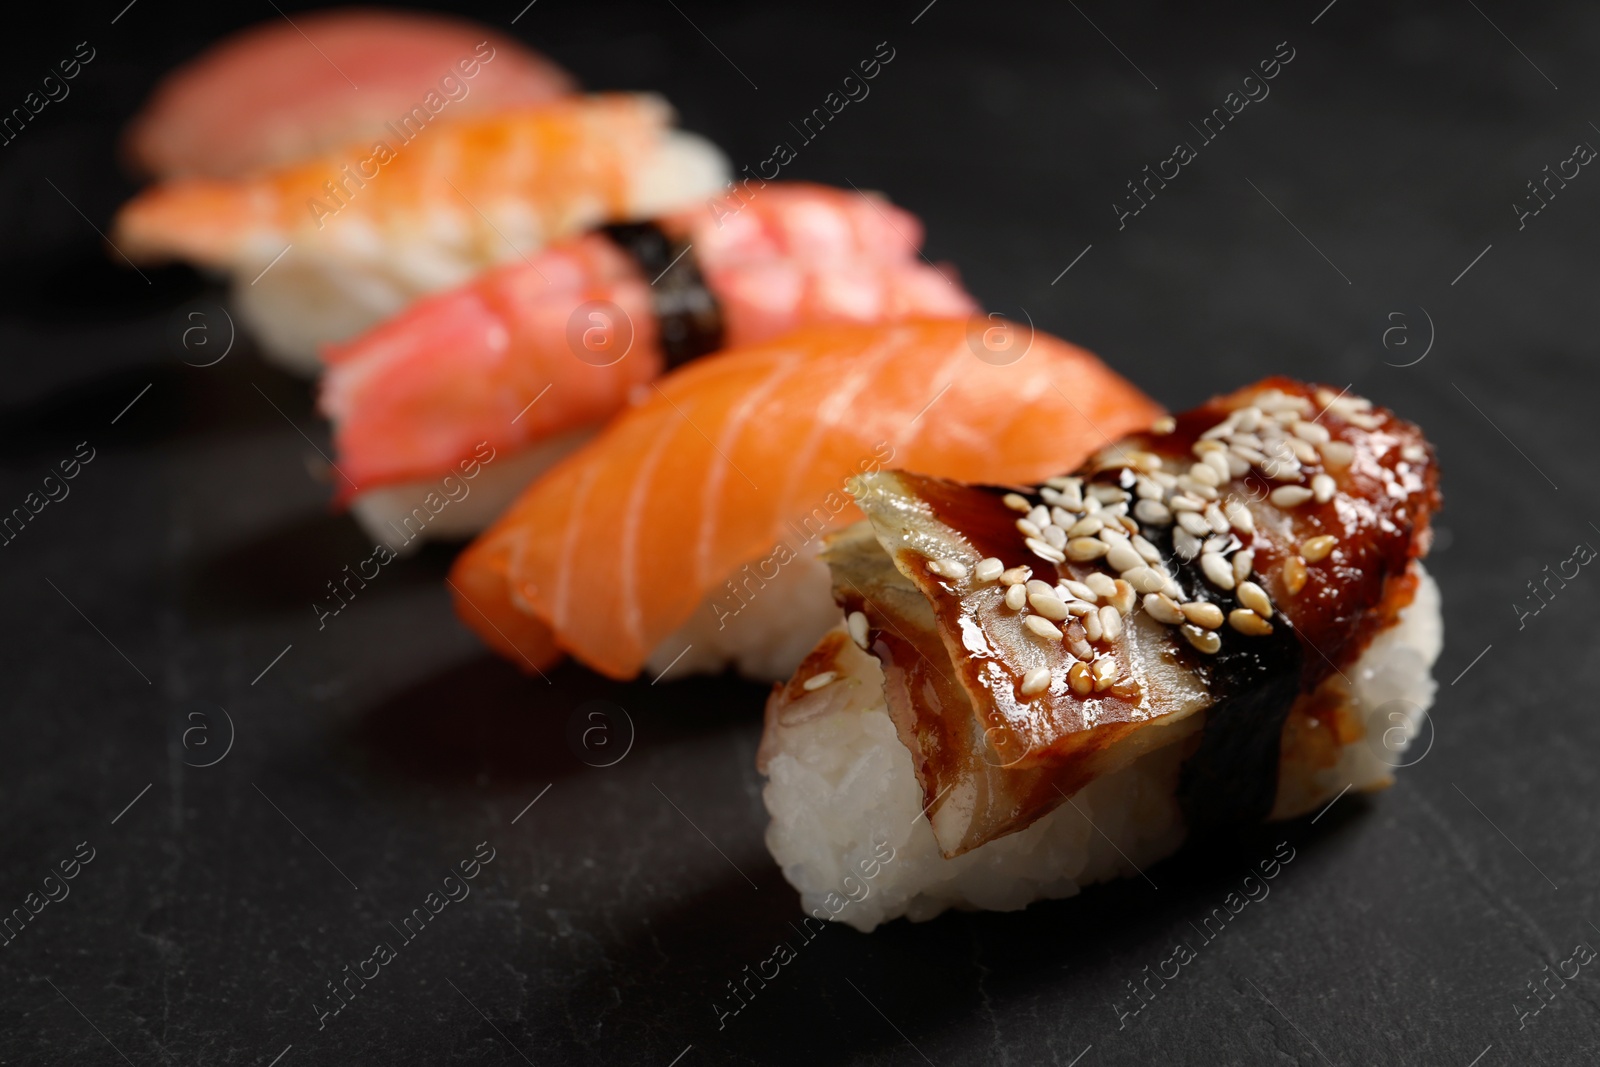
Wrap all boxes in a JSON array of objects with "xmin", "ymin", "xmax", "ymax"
[
  {"xmin": 1001, "ymin": 566, "xmax": 1033, "ymax": 586},
  {"xmin": 1121, "ymin": 566, "xmax": 1166, "ymax": 594},
  {"xmin": 1236, "ymin": 580, "xmax": 1272, "ymax": 618},
  {"xmin": 1098, "ymin": 605, "xmax": 1122, "ymax": 640},
  {"xmin": 1228, "ymin": 608, "xmax": 1273, "ymax": 636},
  {"xmin": 1200, "ymin": 552, "xmax": 1236, "ymax": 590},
  {"xmin": 1021, "ymin": 667, "xmax": 1051, "ymax": 696},
  {"xmin": 1232, "ymin": 548, "xmax": 1254, "ymax": 583},
  {"xmin": 975, "ymin": 557, "xmax": 1004, "ymax": 582},
  {"xmin": 1269, "ymin": 485, "xmax": 1314, "ymax": 508},
  {"xmin": 929, "ymin": 557, "xmax": 968, "ymax": 580},
  {"xmin": 1132, "ymin": 535, "xmax": 1162, "ymax": 564},
  {"xmin": 1169, "ymin": 494, "xmax": 1204, "ymax": 513},
  {"xmin": 1142, "ymin": 593, "xmax": 1181, "ymax": 624},
  {"xmin": 1134, "ymin": 499, "xmax": 1171, "ymax": 526},
  {"xmin": 1293, "ymin": 420, "xmax": 1330, "ymax": 445},
  {"xmin": 1092, "ymin": 656, "xmax": 1118, "ymax": 690},
  {"xmin": 1106, "ymin": 541, "xmax": 1143, "ymax": 573},
  {"xmin": 1152, "ymin": 416, "xmax": 1177, "ymax": 434},
  {"xmin": 1312, "ymin": 473, "xmax": 1336, "ymax": 504},
  {"xmin": 1284, "ymin": 556, "xmax": 1309, "ymax": 595},
  {"xmin": 1177, "ymin": 511, "xmax": 1211, "ymax": 537},
  {"xmin": 1067, "ymin": 516, "xmax": 1104, "ymax": 538},
  {"xmin": 1068, "ymin": 661, "xmax": 1093, "ymax": 695},
  {"xmin": 1235, "ymin": 406, "xmax": 1263, "ymax": 432},
  {"xmin": 1065, "ymin": 599, "xmax": 1095, "ymax": 617},
  {"xmin": 1402, "ymin": 443, "xmax": 1426, "ymax": 462},
  {"xmin": 802, "ymin": 671, "xmax": 837, "ymax": 691},
  {"xmin": 1065, "ymin": 621, "xmax": 1093, "ymax": 659},
  {"xmin": 1024, "ymin": 615, "xmax": 1064, "ymax": 641},
  {"xmin": 1027, "ymin": 505, "xmax": 1050, "ymax": 527},
  {"xmin": 1224, "ymin": 498, "xmax": 1254, "ymax": 534},
  {"xmin": 1051, "ymin": 506, "xmax": 1077, "ymax": 528},
  {"xmin": 1319, "ymin": 440, "xmax": 1355, "ymax": 468},
  {"xmin": 1180, "ymin": 601, "xmax": 1224, "ymax": 629},
  {"xmin": 1109, "ymin": 677, "xmax": 1142, "ymax": 699},
  {"xmin": 1106, "ymin": 580, "xmax": 1136, "ymax": 615},
  {"xmin": 1135, "ymin": 477, "xmax": 1164, "ymax": 500},
  {"xmin": 1026, "ymin": 579, "xmax": 1054, "ymax": 597},
  {"xmin": 1202, "ymin": 534, "xmax": 1230, "ymax": 556},
  {"xmin": 1017, "ymin": 518, "xmax": 1043, "ymax": 539},
  {"xmin": 1039, "ymin": 487, "xmax": 1063, "ymax": 506},
  {"xmin": 1301, "ymin": 535, "xmax": 1337, "ymax": 562},
  {"xmin": 1042, "ymin": 524, "xmax": 1067, "ymax": 550},
  {"xmin": 1057, "ymin": 482, "xmax": 1084, "ymax": 510},
  {"xmin": 1063, "ymin": 579, "xmax": 1097, "ymax": 602},
  {"xmin": 847, "ymin": 611, "xmax": 870, "ymax": 649},
  {"xmin": 1188, "ymin": 462, "xmax": 1220, "ymax": 488},
  {"xmin": 1027, "ymin": 538, "xmax": 1067, "ymax": 563},
  {"xmin": 1005, "ymin": 583, "xmax": 1028, "ymax": 610},
  {"xmin": 1083, "ymin": 607, "xmax": 1103, "ymax": 641},
  {"xmin": 1066, "ymin": 538, "xmax": 1110, "ymax": 562},
  {"xmin": 1205, "ymin": 503, "xmax": 1229, "ymax": 534},
  {"xmin": 1029, "ymin": 593, "xmax": 1071, "ymax": 620},
  {"xmin": 1225, "ymin": 451, "xmax": 1250, "ymax": 477},
  {"xmin": 1173, "ymin": 527, "xmax": 1202, "ymax": 561},
  {"xmin": 1089, "ymin": 484, "xmax": 1130, "ymax": 504},
  {"xmin": 1232, "ymin": 444, "xmax": 1268, "ymax": 467},
  {"xmin": 1084, "ymin": 573, "xmax": 1118, "ymax": 599},
  {"xmin": 1003, "ymin": 493, "xmax": 1031, "ymax": 512},
  {"xmin": 1182, "ymin": 624, "xmax": 1222, "ymax": 654}
]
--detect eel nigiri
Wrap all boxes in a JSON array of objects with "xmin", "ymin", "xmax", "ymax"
[
  {"xmin": 448, "ymin": 319, "xmax": 1163, "ymax": 681},
  {"xmin": 759, "ymin": 379, "xmax": 1441, "ymax": 929},
  {"xmin": 321, "ymin": 182, "xmax": 978, "ymax": 549},
  {"xmin": 124, "ymin": 9, "xmax": 576, "ymax": 180},
  {"xmin": 113, "ymin": 95, "xmax": 728, "ymax": 370}
]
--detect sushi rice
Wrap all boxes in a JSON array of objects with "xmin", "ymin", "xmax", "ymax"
[{"xmin": 760, "ymin": 564, "xmax": 1440, "ymax": 931}]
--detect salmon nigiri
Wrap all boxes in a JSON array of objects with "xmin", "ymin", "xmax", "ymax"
[
  {"xmin": 448, "ymin": 319, "xmax": 1164, "ymax": 682},
  {"xmin": 113, "ymin": 95, "xmax": 727, "ymax": 370},
  {"xmin": 320, "ymin": 183, "xmax": 977, "ymax": 549},
  {"xmin": 124, "ymin": 9, "xmax": 576, "ymax": 180}
]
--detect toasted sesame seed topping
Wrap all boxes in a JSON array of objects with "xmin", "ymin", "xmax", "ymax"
[
  {"xmin": 1065, "ymin": 599, "xmax": 1095, "ymax": 617},
  {"xmin": 929, "ymin": 557, "xmax": 968, "ymax": 580},
  {"xmin": 1099, "ymin": 605, "xmax": 1123, "ymax": 641},
  {"xmin": 1228, "ymin": 608, "xmax": 1273, "ymax": 636},
  {"xmin": 1024, "ymin": 615, "xmax": 1064, "ymax": 641},
  {"xmin": 1180, "ymin": 601, "xmax": 1224, "ymax": 629},
  {"xmin": 1232, "ymin": 547, "xmax": 1254, "ymax": 583},
  {"xmin": 1026, "ymin": 505, "xmax": 1050, "ymax": 527},
  {"xmin": 1005, "ymin": 583, "xmax": 1028, "ymax": 610},
  {"xmin": 1311, "ymin": 473, "xmax": 1336, "ymax": 504},
  {"xmin": 1269, "ymin": 485, "xmax": 1314, "ymax": 508},
  {"xmin": 803, "ymin": 671, "xmax": 837, "ymax": 691},
  {"xmin": 847, "ymin": 611, "xmax": 870, "ymax": 649},
  {"xmin": 1177, "ymin": 511, "xmax": 1212, "ymax": 537},
  {"xmin": 1152, "ymin": 415, "xmax": 1177, "ymax": 434},
  {"xmin": 1319, "ymin": 440, "xmax": 1355, "ymax": 468},
  {"xmin": 1236, "ymin": 580, "xmax": 1272, "ymax": 618},
  {"xmin": 1200, "ymin": 551, "xmax": 1236, "ymax": 590},
  {"xmin": 1300, "ymin": 534, "xmax": 1337, "ymax": 562},
  {"xmin": 1027, "ymin": 538, "xmax": 1067, "ymax": 563},
  {"xmin": 1172, "ymin": 526, "xmax": 1202, "ymax": 561},
  {"xmin": 1001, "ymin": 566, "xmax": 1032, "ymax": 586},
  {"xmin": 1145, "ymin": 593, "xmax": 1184, "ymax": 624},
  {"xmin": 1083, "ymin": 607, "xmax": 1103, "ymax": 641},
  {"xmin": 1066, "ymin": 537, "xmax": 1110, "ymax": 562},
  {"xmin": 1029, "ymin": 593, "xmax": 1071, "ymax": 620},
  {"xmin": 1283, "ymin": 555, "xmax": 1309, "ymax": 595},
  {"xmin": 1133, "ymin": 499, "xmax": 1172, "ymax": 526},
  {"xmin": 1017, "ymin": 518, "xmax": 1043, "ymax": 539},
  {"xmin": 1106, "ymin": 541, "xmax": 1143, "ymax": 573},
  {"xmin": 1182, "ymin": 624, "xmax": 1222, "ymax": 654},
  {"xmin": 1083, "ymin": 573, "xmax": 1117, "ymax": 599},
  {"xmin": 1067, "ymin": 516, "xmax": 1103, "ymax": 538},
  {"xmin": 1003, "ymin": 492, "xmax": 1032, "ymax": 512},
  {"xmin": 1042, "ymin": 524, "xmax": 1067, "ymax": 549},
  {"xmin": 1107, "ymin": 579, "xmax": 1136, "ymax": 615},
  {"xmin": 974, "ymin": 557, "xmax": 1004, "ymax": 582},
  {"xmin": 1068, "ymin": 660, "xmax": 1093, "ymax": 695},
  {"xmin": 1092, "ymin": 655, "xmax": 1119, "ymax": 690},
  {"xmin": 1062, "ymin": 579, "xmax": 1097, "ymax": 602},
  {"xmin": 1122, "ymin": 566, "xmax": 1167, "ymax": 594},
  {"xmin": 1020, "ymin": 667, "xmax": 1051, "ymax": 696}
]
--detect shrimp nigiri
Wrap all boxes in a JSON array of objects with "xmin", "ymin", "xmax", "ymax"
[
  {"xmin": 320, "ymin": 183, "xmax": 978, "ymax": 548},
  {"xmin": 124, "ymin": 9, "xmax": 576, "ymax": 180},
  {"xmin": 448, "ymin": 318, "xmax": 1164, "ymax": 682},
  {"xmin": 113, "ymin": 95, "xmax": 728, "ymax": 370}
]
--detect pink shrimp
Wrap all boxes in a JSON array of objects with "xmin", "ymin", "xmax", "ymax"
[{"xmin": 319, "ymin": 183, "xmax": 978, "ymax": 515}]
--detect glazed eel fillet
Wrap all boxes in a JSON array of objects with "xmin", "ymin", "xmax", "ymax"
[{"xmin": 760, "ymin": 378, "xmax": 1440, "ymax": 923}]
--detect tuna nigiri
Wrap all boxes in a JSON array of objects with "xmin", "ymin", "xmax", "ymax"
[
  {"xmin": 321, "ymin": 183, "xmax": 978, "ymax": 549},
  {"xmin": 448, "ymin": 319, "xmax": 1163, "ymax": 681},
  {"xmin": 113, "ymin": 95, "xmax": 727, "ymax": 370},
  {"xmin": 760, "ymin": 380, "xmax": 1441, "ymax": 928},
  {"xmin": 124, "ymin": 9, "xmax": 576, "ymax": 180}
]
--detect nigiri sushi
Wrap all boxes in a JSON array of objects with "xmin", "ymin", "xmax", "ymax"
[
  {"xmin": 124, "ymin": 9, "xmax": 576, "ymax": 179},
  {"xmin": 449, "ymin": 319, "xmax": 1163, "ymax": 681},
  {"xmin": 321, "ymin": 183, "xmax": 978, "ymax": 549},
  {"xmin": 113, "ymin": 95, "xmax": 728, "ymax": 370},
  {"xmin": 759, "ymin": 379, "xmax": 1442, "ymax": 929}
]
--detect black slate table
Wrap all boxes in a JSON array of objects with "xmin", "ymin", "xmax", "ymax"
[{"xmin": 2, "ymin": 1, "xmax": 1596, "ymax": 1063}]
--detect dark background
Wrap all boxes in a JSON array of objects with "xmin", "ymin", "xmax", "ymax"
[{"xmin": 1, "ymin": 1, "xmax": 1595, "ymax": 1063}]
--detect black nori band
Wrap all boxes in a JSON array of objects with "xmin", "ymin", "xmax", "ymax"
[
  {"xmin": 1149, "ymin": 526, "xmax": 1306, "ymax": 837},
  {"xmin": 600, "ymin": 222, "xmax": 725, "ymax": 367}
]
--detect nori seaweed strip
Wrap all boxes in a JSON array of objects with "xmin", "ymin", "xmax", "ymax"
[
  {"xmin": 1141, "ymin": 520, "xmax": 1304, "ymax": 835},
  {"xmin": 600, "ymin": 221, "xmax": 724, "ymax": 366}
]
